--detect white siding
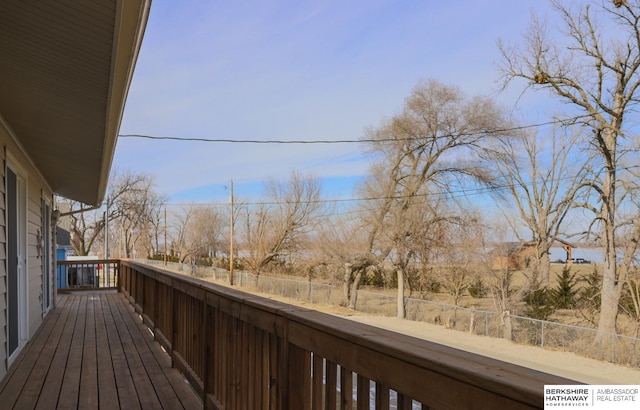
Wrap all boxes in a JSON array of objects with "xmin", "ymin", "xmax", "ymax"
[
  {"xmin": 27, "ymin": 185, "xmax": 42, "ymax": 338},
  {"xmin": 0, "ymin": 144, "xmax": 5, "ymax": 381},
  {"xmin": 0, "ymin": 120, "xmax": 54, "ymax": 378}
]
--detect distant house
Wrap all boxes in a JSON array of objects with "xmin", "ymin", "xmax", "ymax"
[
  {"xmin": 55, "ymin": 228, "xmax": 75, "ymax": 288},
  {"xmin": 492, "ymin": 239, "xmax": 604, "ymax": 270},
  {"xmin": 491, "ymin": 242, "xmax": 537, "ymax": 270},
  {"xmin": 56, "ymin": 227, "xmax": 73, "ymax": 255}
]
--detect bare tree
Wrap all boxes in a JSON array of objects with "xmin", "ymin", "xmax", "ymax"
[
  {"xmin": 189, "ymin": 207, "xmax": 226, "ymax": 260},
  {"xmin": 58, "ymin": 197, "xmax": 105, "ymax": 256},
  {"xmin": 316, "ymin": 214, "xmax": 377, "ymax": 309},
  {"xmin": 145, "ymin": 206, "xmax": 165, "ymax": 258},
  {"xmin": 489, "ymin": 126, "xmax": 585, "ymax": 283},
  {"xmin": 168, "ymin": 206, "xmax": 226, "ymax": 265},
  {"xmin": 58, "ymin": 169, "xmax": 162, "ymax": 257},
  {"xmin": 360, "ymin": 79, "xmax": 509, "ymax": 318},
  {"xmin": 481, "ymin": 222, "xmax": 524, "ymax": 340},
  {"xmin": 170, "ymin": 206, "xmax": 195, "ymax": 263},
  {"xmin": 498, "ymin": 0, "xmax": 640, "ymax": 337},
  {"xmin": 438, "ymin": 212, "xmax": 485, "ymax": 308},
  {"xmin": 241, "ymin": 170, "xmax": 324, "ymax": 275},
  {"xmin": 108, "ymin": 171, "xmax": 164, "ymax": 258}
]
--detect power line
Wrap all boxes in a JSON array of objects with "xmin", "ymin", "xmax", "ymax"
[
  {"xmin": 119, "ymin": 135, "xmax": 358, "ymax": 144},
  {"xmin": 118, "ymin": 114, "xmax": 592, "ymax": 145},
  {"xmin": 159, "ymin": 163, "xmax": 640, "ymax": 210}
]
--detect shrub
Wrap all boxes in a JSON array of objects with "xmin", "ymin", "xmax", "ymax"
[
  {"xmin": 468, "ymin": 276, "xmax": 488, "ymax": 298},
  {"xmin": 550, "ymin": 266, "xmax": 578, "ymax": 309},
  {"xmin": 524, "ymin": 287, "xmax": 556, "ymax": 320},
  {"xmin": 577, "ymin": 267, "xmax": 601, "ymax": 311},
  {"xmin": 620, "ymin": 279, "xmax": 640, "ymax": 317}
]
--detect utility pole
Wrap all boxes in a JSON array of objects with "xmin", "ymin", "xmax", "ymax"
[
  {"xmin": 104, "ymin": 197, "xmax": 109, "ymax": 259},
  {"xmin": 164, "ymin": 207, "xmax": 167, "ymax": 266},
  {"xmin": 229, "ymin": 180, "xmax": 234, "ymax": 286}
]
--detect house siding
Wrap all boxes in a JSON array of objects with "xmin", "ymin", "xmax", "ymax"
[
  {"xmin": 27, "ymin": 185, "xmax": 42, "ymax": 338},
  {"xmin": 0, "ymin": 145, "xmax": 5, "ymax": 381},
  {"xmin": 0, "ymin": 120, "xmax": 53, "ymax": 379}
]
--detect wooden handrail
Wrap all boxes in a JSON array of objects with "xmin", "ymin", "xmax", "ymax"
[
  {"xmin": 120, "ymin": 260, "xmax": 576, "ymax": 410},
  {"xmin": 56, "ymin": 259, "xmax": 120, "ymax": 291}
]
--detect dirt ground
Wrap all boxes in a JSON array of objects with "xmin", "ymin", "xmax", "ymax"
[
  {"xmin": 347, "ymin": 315, "xmax": 639, "ymax": 385},
  {"xmin": 255, "ymin": 292, "xmax": 640, "ymax": 385}
]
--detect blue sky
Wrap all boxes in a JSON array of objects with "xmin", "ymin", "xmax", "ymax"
[{"xmin": 116, "ymin": 0, "xmax": 553, "ymax": 204}]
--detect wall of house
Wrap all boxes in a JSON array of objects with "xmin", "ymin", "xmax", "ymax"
[
  {"xmin": 0, "ymin": 120, "xmax": 54, "ymax": 380},
  {"xmin": 27, "ymin": 183, "xmax": 44, "ymax": 337},
  {"xmin": 0, "ymin": 133, "xmax": 5, "ymax": 381}
]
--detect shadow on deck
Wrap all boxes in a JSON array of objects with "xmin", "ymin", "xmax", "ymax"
[{"xmin": 0, "ymin": 292, "xmax": 202, "ymax": 409}]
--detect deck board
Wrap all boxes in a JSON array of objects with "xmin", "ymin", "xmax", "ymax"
[
  {"xmin": 35, "ymin": 296, "xmax": 78, "ymax": 410},
  {"xmin": 10, "ymin": 297, "xmax": 72, "ymax": 410},
  {"xmin": 95, "ymin": 294, "xmax": 119, "ymax": 409},
  {"xmin": 0, "ymin": 293, "xmax": 202, "ymax": 409},
  {"xmin": 78, "ymin": 294, "xmax": 98, "ymax": 408}
]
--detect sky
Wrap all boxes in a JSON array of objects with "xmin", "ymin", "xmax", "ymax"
[{"xmin": 115, "ymin": 0, "xmax": 556, "ymax": 205}]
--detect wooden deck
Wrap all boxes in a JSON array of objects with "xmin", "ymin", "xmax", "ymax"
[{"xmin": 0, "ymin": 292, "xmax": 202, "ymax": 409}]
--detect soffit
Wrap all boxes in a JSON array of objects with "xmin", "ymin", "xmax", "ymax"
[{"xmin": 0, "ymin": 0, "xmax": 150, "ymax": 205}]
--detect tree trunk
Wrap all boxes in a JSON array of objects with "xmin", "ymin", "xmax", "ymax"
[
  {"xmin": 342, "ymin": 263, "xmax": 353, "ymax": 307},
  {"xmin": 596, "ymin": 154, "xmax": 621, "ymax": 341},
  {"xmin": 539, "ymin": 247, "xmax": 551, "ymax": 284},
  {"xmin": 597, "ymin": 229, "xmax": 620, "ymax": 338},
  {"xmin": 397, "ymin": 269, "xmax": 406, "ymax": 319},
  {"xmin": 349, "ymin": 270, "xmax": 363, "ymax": 310}
]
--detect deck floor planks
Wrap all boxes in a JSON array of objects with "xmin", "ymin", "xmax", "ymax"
[
  {"xmin": 0, "ymin": 293, "xmax": 202, "ymax": 409},
  {"xmin": 107, "ymin": 294, "xmax": 163, "ymax": 410},
  {"xmin": 94, "ymin": 294, "xmax": 119, "ymax": 409},
  {"xmin": 57, "ymin": 294, "xmax": 88, "ymax": 409},
  {"xmin": 103, "ymin": 293, "xmax": 141, "ymax": 409},
  {"xmin": 1, "ymin": 296, "xmax": 71, "ymax": 409},
  {"xmin": 35, "ymin": 296, "xmax": 81, "ymax": 410},
  {"xmin": 111, "ymin": 294, "xmax": 187, "ymax": 409},
  {"xmin": 78, "ymin": 295, "xmax": 98, "ymax": 408}
]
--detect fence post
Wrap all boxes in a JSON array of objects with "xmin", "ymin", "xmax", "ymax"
[
  {"xmin": 485, "ymin": 313, "xmax": 489, "ymax": 336},
  {"xmin": 469, "ymin": 311, "xmax": 475, "ymax": 334},
  {"xmin": 612, "ymin": 333, "xmax": 616, "ymax": 363}
]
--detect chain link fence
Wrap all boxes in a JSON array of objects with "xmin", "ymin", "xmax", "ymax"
[{"xmin": 138, "ymin": 259, "xmax": 640, "ymax": 367}]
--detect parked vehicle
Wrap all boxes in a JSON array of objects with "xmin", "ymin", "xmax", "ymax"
[{"xmin": 571, "ymin": 258, "xmax": 591, "ymax": 264}]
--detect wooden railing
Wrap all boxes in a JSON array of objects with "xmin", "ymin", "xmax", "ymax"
[
  {"xmin": 56, "ymin": 259, "xmax": 120, "ymax": 291},
  {"xmin": 120, "ymin": 260, "xmax": 575, "ymax": 410}
]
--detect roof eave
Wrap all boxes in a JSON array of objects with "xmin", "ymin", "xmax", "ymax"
[{"xmin": 96, "ymin": 0, "xmax": 152, "ymax": 206}]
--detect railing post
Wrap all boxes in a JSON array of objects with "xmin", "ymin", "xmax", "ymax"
[
  {"xmin": 171, "ymin": 277, "xmax": 176, "ymax": 369},
  {"xmin": 116, "ymin": 260, "xmax": 122, "ymax": 293},
  {"xmin": 201, "ymin": 291, "xmax": 209, "ymax": 408}
]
